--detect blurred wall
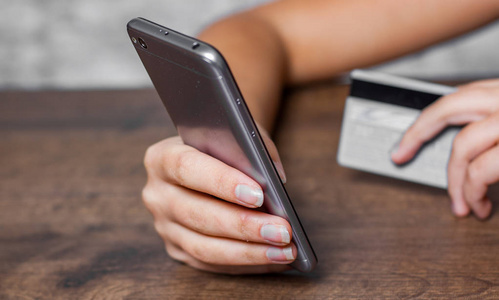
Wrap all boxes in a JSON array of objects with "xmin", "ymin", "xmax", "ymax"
[{"xmin": 1, "ymin": 0, "xmax": 498, "ymax": 90}]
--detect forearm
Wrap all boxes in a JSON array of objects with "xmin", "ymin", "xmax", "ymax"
[
  {"xmin": 199, "ymin": 0, "xmax": 499, "ymax": 131},
  {"xmin": 258, "ymin": 0, "xmax": 499, "ymax": 84},
  {"xmin": 198, "ymin": 14, "xmax": 287, "ymax": 132}
]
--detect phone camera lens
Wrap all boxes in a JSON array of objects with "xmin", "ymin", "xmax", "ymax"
[{"xmin": 138, "ymin": 37, "xmax": 147, "ymax": 49}]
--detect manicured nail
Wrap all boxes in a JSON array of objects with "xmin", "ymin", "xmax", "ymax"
[
  {"xmin": 261, "ymin": 224, "xmax": 291, "ymax": 244},
  {"xmin": 235, "ymin": 184, "xmax": 263, "ymax": 207},
  {"xmin": 273, "ymin": 160, "xmax": 287, "ymax": 184},
  {"xmin": 266, "ymin": 246, "xmax": 295, "ymax": 262}
]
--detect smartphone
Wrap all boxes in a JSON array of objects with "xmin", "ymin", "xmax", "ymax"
[{"xmin": 127, "ymin": 17, "xmax": 317, "ymax": 272}]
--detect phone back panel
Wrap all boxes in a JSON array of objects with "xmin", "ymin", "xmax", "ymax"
[{"xmin": 127, "ymin": 18, "xmax": 317, "ymax": 272}]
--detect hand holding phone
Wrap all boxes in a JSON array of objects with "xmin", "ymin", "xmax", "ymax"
[
  {"xmin": 129, "ymin": 18, "xmax": 316, "ymax": 273},
  {"xmin": 142, "ymin": 136, "xmax": 298, "ymax": 274}
]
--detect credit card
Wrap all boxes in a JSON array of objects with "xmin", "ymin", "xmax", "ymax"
[{"xmin": 337, "ymin": 69, "xmax": 459, "ymax": 188}]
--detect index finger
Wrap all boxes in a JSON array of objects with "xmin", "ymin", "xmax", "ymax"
[
  {"xmin": 145, "ymin": 137, "xmax": 264, "ymax": 208},
  {"xmin": 391, "ymin": 87, "xmax": 499, "ymax": 164}
]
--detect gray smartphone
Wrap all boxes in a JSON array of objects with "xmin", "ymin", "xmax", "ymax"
[{"xmin": 127, "ymin": 17, "xmax": 317, "ymax": 272}]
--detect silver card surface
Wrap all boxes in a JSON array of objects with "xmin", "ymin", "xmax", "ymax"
[{"xmin": 337, "ymin": 70, "xmax": 459, "ymax": 188}]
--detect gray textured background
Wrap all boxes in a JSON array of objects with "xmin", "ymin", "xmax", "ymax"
[{"xmin": 1, "ymin": 0, "xmax": 498, "ymax": 90}]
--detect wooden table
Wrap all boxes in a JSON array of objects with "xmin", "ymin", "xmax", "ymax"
[{"xmin": 2, "ymin": 84, "xmax": 499, "ymax": 299}]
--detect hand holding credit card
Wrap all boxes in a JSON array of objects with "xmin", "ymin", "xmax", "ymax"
[{"xmin": 337, "ymin": 69, "xmax": 459, "ymax": 188}]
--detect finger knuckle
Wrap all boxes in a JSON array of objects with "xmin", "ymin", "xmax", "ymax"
[
  {"xmin": 155, "ymin": 222, "xmax": 181, "ymax": 248},
  {"xmin": 153, "ymin": 221, "xmax": 167, "ymax": 239},
  {"xmin": 161, "ymin": 185, "xmax": 178, "ymax": 216},
  {"xmin": 172, "ymin": 149, "xmax": 196, "ymax": 185},
  {"xmin": 143, "ymin": 182, "xmax": 178, "ymax": 219},
  {"xmin": 177, "ymin": 205, "xmax": 206, "ymax": 232},
  {"xmin": 236, "ymin": 212, "xmax": 254, "ymax": 242},
  {"xmin": 165, "ymin": 243, "xmax": 188, "ymax": 264},
  {"xmin": 144, "ymin": 144, "xmax": 160, "ymax": 172},
  {"xmin": 241, "ymin": 248, "xmax": 261, "ymax": 264},
  {"xmin": 187, "ymin": 243, "xmax": 211, "ymax": 263},
  {"xmin": 141, "ymin": 185, "xmax": 157, "ymax": 211},
  {"xmin": 466, "ymin": 163, "xmax": 482, "ymax": 187},
  {"xmin": 213, "ymin": 171, "xmax": 232, "ymax": 198},
  {"xmin": 451, "ymin": 132, "xmax": 468, "ymax": 158}
]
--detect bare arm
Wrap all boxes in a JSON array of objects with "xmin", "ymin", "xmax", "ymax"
[{"xmin": 199, "ymin": 0, "xmax": 499, "ymax": 130}]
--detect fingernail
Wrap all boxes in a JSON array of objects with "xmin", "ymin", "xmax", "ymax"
[
  {"xmin": 273, "ymin": 160, "xmax": 287, "ymax": 184},
  {"xmin": 390, "ymin": 145, "xmax": 399, "ymax": 156},
  {"xmin": 261, "ymin": 224, "xmax": 291, "ymax": 244},
  {"xmin": 235, "ymin": 184, "xmax": 264, "ymax": 207},
  {"xmin": 390, "ymin": 141, "xmax": 402, "ymax": 160},
  {"xmin": 266, "ymin": 246, "xmax": 295, "ymax": 262}
]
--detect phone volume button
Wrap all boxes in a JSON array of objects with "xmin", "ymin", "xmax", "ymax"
[
  {"xmin": 236, "ymin": 98, "xmax": 241, "ymax": 105},
  {"xmin": 251, "ymin": 131, "xmax": 256, "ymax": 138}
]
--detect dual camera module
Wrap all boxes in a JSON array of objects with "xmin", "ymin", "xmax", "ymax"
[{"xmin": 131, "ymin": 37, "xmax": 147, "ymax": 49}]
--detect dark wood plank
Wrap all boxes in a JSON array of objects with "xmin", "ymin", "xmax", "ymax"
[{"xmin": 1, "ymin": 86, "xmax": 499, "ymax": 299}]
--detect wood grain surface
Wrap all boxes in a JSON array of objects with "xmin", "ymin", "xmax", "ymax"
[{"xmin": 1, "ymin": 85, "xmax": 499, "ymax": 299}]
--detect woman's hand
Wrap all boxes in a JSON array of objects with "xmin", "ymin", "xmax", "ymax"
[
  {"xmin": 141, "ymin": 128, "xmax": 294, "ymax": 274},
  {"xmin": 392, "ymin": 79, "xmax": 499, "ymax": 219}
]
